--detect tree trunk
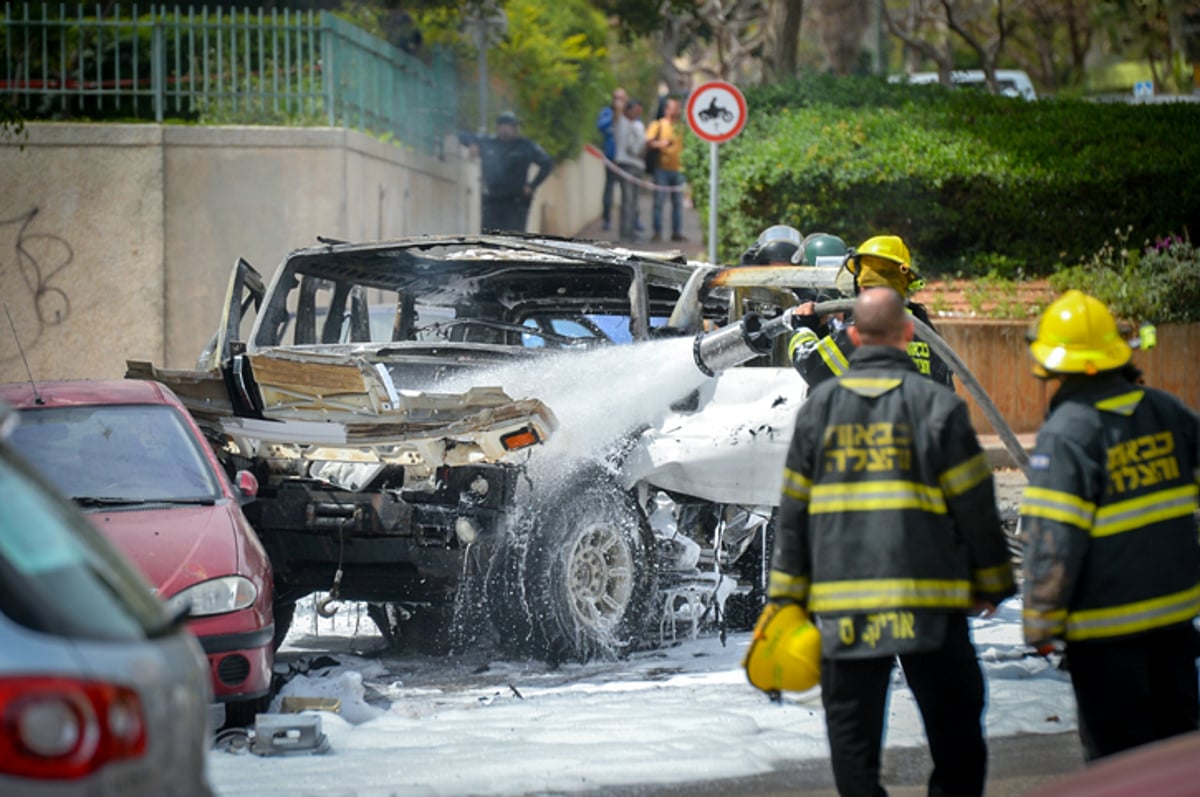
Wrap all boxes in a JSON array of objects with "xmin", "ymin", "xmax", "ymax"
[
  {"xmin": 762, "ymin": 0, "xmax": 805, "ymax": 83},
  {"xmin": 814, "ymin": 0, "xmax": 871, "ymax": 74}
]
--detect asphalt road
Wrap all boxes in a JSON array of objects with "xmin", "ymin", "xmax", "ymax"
[{"xmin": 570, "ymin": 731, "xmax": 1085, "ymax": 796}]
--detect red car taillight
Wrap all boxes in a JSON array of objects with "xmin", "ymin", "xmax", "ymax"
[{"xmin": 0, "ymin": 677, "xmax": 147, "ymax": 779}]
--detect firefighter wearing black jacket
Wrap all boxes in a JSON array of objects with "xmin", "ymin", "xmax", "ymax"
[
  {"xmin": 770, "ymin": 287, "xmax": 1016, "ymax": 797},
  {"xmin": 784, "ymin": 235, "xmax": 953, "ymax": 388},
  {"xmin": 1020, "ymin": 290, "xmax": 1200, "ymax": 762}
]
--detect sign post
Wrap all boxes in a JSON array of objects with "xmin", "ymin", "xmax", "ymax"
[{"xmin": 686, "ymin": 80, "xmax": 747, "ymax": 263}]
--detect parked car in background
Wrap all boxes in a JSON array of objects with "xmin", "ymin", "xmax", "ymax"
[
  {"xmin": 893, "ymin": 69, "xmax": 1038, "ymax": 100},
  {"xmin": 0, "ymin": 379, "xmax": 275, "ymax": 728},
  {"xmin": 0, "ymin": 401, "xmax": 214, "ymax": 796}
]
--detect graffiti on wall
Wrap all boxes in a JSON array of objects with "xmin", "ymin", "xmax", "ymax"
[{"xmin": 1, "ymin": 207, "xmax": 73, "ymax": 358}]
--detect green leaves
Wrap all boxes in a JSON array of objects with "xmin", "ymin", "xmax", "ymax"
[
  {"xmin": 685, "ymin": 74, "xmax": 1200, "ymax": 276},
  {"xmin": 488, "ymin": 0, "xmax": 609, "ymax": 160}
]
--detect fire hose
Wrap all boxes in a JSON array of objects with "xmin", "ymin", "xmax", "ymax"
[{"xmin": 692, "ymin": 300, "xmax": 1030, "ymax": 476}]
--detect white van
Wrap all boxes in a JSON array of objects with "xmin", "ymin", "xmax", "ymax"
[{"xmin": 893, "ymin": 69, "xmax": 1038, "ymax": 101}]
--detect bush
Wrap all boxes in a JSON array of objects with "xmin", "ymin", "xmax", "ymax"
[
  {"xmin": 1050, "ymin": 230, "xmax": 1200, "ymax": 323},
  {"xmin": 683, "ymin": 74, "xmax": 1200, "ymax": 279}
]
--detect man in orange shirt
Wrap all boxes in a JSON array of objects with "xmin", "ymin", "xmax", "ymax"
[{"xmin": 645, "ymin": 96, "xmax": 686, "ymax": 243}]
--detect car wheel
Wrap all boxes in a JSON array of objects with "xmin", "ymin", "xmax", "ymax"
[
  {"xmin": 271, "ymin": 599, "xmax": 296, "ymax": 651},
  {"xmin": 491, "ymin": 471, "xmax": 657, "ymax": 663}
]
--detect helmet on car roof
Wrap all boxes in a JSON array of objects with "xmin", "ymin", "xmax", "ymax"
[
  {"xmin": 792, "ymin": 232, "xmax": 848, "ymax": 266},
  {"xmin": 746, "ymin": 225, "xmax": 803, "ymax": 265},
  {"xmin": 1027, "ymin": 290, "xmax": 1132, "ymax": 377}
]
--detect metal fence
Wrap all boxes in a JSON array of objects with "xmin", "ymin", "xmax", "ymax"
[{"xmin": 0, "ymin": 3, "xmax": 456, "ymax": 157}]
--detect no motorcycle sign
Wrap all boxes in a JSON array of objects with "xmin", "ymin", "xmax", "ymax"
[
  {"xmin": 687, "ymin": 80, "xmax": 748, "ymax": 261},
  {"xmin": 686, "ymin": 81, "xmax": 747, "ymax": 143}
]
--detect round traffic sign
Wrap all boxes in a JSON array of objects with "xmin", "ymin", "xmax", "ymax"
[{"xmin": 686, "ymin": 81, "xmax": 747, "ymax": 143}]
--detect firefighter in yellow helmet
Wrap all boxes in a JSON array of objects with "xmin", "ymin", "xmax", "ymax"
[
  {"xmin": 1019, "ymin": 289, "xmax": 1200, "ymax": 762},
  {"xmin": 771, "ymin": 287, "xmax": 1015, "ymax": 796},
  {"xmin": 783, "ymin": 234, "xmax": 953, "ymax": 387}
]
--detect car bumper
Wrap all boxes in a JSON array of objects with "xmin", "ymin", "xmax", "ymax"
[{"xmin": 197, "ymin": 626, "xmax": 274, "ymax": 701}]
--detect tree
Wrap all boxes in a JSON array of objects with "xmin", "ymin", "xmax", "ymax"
[
  {"xmin": 1005, "ymin": 0, "xmax": 1094, "ymax": 92},
  {"xmin": 409, "ymin": 0, "xmax": 609, "ymax": 158},
  {"xmin": 883, "ymin": 1, "xmax": 1027, "ymax": 94},
  {"xmin": 883, "ymin": 0, "xmax": 958, "ymax": 82},
  {"xmin": 684, "ymin": 0, "xmax": 769, "ymax": 84},
  {"xmin": 939, "ymin": 0, "xmax": 1025, "ymax": 93},
  {"xmin": 811, "ymin": 0, "xmax": 871, "ymax": 74},
  {"xmin": 1094, "ymin": 0, "xmax": 1200, "ymax": 93},
  {"xmin": 490, "ymin": 0, "xmax": 609, "ymax": 157},
  {"xmin": 763, "ymin": 1, "xmax": 806, "ymax": 82}
]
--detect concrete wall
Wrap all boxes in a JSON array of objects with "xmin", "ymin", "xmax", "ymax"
[
  {"xmin": 1, "ymin": 126, "xmax": 168, "ymax": 384},
  {"xmin": 0, "ymin": 123, "xmax": 604, "ymax": 383}
]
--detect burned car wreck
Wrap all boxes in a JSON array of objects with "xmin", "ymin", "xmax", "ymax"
[{"xmin": 129, "ymin": 234, "xmax": 844, "ymax": 662}]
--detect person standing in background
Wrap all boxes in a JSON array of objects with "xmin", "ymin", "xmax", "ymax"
[
  {"xmin": 595, "ymin": 88, "xmax": 628, "ymax": 233},
  {"xmin": 645, "ymin": 97, "xmax": 686, "ymax": 243},
  {"xmin": 460, "ymin": 111, "xmax": 553, "ymax": 233},
  {"xmin": 614, "ymin": 99, "xmax": 646, "ymax": 243}
]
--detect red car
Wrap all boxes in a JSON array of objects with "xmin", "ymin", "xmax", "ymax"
[{"xmin": 0, "ymin": 379, "xmax": 274, "ymax": 728}]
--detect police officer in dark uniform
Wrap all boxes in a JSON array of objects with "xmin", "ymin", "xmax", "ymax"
[
  {"xmin": 770, "ymin": 287, "xmax": 1016, "ymax": 797},
  {"xmin": 784, "ymin": 235, "xmax": 952, "ymax": 389},
  {"xmin": 1020, "ymin": 289, "xmax": 1200, "ymax": 761},
  {"xmin": 461, "ymin": 111, "xmax": 553, "ymax": 233}
]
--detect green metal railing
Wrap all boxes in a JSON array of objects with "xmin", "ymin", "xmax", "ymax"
[{"xmin": 1, "ymin": 3, "xmax": 455, "ymax": 157}]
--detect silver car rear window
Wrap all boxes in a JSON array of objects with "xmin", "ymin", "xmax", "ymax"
[{"xmin": 0, "ymin": 447, "xmax": 169, "ymax": 640}]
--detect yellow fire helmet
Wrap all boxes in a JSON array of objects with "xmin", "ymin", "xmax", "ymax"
[
  {"xmin": 742, "ymin": 602, "xmax": 821, "ymax": 697},
  {"xmin": 1027, "ymin": 289, "xmax": 1132, "ymax": 377},
  {"xmin": 847, "ymin": 235, "xmax": 923, "ymax": 293}
]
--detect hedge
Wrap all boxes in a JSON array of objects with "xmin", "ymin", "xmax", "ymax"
[{"xmin": 684, "ymin": 74, "xmax": 1200, "ymax": 277}]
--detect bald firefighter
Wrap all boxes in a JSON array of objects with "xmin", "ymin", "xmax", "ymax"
[
  {"xmin": 770, "ymin": 287, "xmax": 1016, "ymax": 797},
  {"xmin": 1020, "ymin": 290, "xmax": 1200, "ymax": 761}
]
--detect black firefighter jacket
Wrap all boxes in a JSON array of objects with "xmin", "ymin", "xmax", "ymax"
[
  {"xmin": 1019, "ymin": 373, "xmax": 1200, "ymax": 647},
  {"xmin": 769, "ymin": 345, "xmax": 1016, "ymax": 659},
  {"xmin": 788, "ymin": 301, "xmax": 953, "ymax": 389}
]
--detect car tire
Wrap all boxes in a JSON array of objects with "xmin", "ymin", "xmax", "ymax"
[
  {"xmin": 490, "ymin": 470, "xmax": 657, "ymax": 663},
  {"xmin": 271, "ymin": 599, "xmax": 296, "ymax": 651}
]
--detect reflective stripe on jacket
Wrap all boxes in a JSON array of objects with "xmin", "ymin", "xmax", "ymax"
[
  {"xmin": 1019, "ymin": 375, "xmax": 1200, "ymax": 645},
  {"xmin": 788, "ymin": 302, "xmax": 952, "ymax": 389},
  {"xmin": 770, "ymin": 345, "xmax": 1016, "ymax": 658}
]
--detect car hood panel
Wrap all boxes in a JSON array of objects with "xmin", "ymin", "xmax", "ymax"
[
  {"xmin": 130, "ymin": 349, "xmax": 558, "ymax": 479},
  {"xmin": 623, "ymin": 368, "xmax": 807, "ymax": 506},
  {"xmin": 84, "ymin": 503, "xmax": 241, "ymax": 597}
]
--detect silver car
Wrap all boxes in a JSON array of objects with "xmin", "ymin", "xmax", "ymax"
[{"xmin": 0, "ymin": 404, "xmax": 214, "ymax": 796}]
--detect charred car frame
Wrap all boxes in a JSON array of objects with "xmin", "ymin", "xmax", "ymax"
[{"xmin": 130, "ymin": 234, "xmax": 843, "ymax": 662}]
